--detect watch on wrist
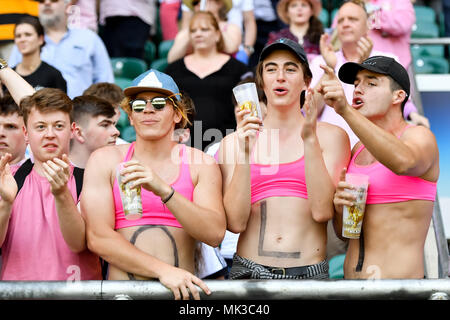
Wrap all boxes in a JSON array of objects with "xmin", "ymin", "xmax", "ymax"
[
  {"xmin": 244, "ymin": 45, "xmax": 254, "ymax": 55},
  {"xmin": 0, "ymin": 58, "xmax": 7, "ymax": 70}
]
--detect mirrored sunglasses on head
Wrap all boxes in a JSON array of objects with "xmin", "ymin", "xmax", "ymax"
[{"xmin": 130, "ymin": 93, "xmax": 181, "ymax": 112}]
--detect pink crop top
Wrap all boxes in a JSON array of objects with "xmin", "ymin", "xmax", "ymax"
[
  {"xmin": 250, "ymin": 148, "xmax": 308, "ymax": 204},
  {"xmin": 347, "ymin": 135, "xmax": 437, "ymax": 204},
  {"xmin": 114, "ymin": 143, "xmax": 194, "ymax": 229}
]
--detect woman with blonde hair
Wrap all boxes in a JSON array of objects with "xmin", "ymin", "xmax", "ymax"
[{"xmin": 167, "ymin": 0, "xmax": 242, "ymax": 63}]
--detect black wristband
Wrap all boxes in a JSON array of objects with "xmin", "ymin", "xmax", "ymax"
[{"xmin": 162, "ymin": 187, "xmax": 175, "ymax": 204}]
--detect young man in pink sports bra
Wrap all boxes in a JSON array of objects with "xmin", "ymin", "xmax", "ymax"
[
  {"xmin": 319, "ymin": 56, "xmax": 440, "ymax": 279},
  {"xmin": 81, "ymin": 69, "xmax": 226, "ymax": 300},
  {"xmin": 219, "ymin": 38, "xmax": 350, "ymax": 279}
]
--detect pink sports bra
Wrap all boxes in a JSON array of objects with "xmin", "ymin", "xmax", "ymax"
[
  {"xmin": 250, "ymin": 146, "xmax": 308, "ymax": 204},
  {"xmin": 114, "ymin": 143, "xmax": 194, "ymax": 229},
  {"xmin": 347, "ymin": 127, "xmax": 437, "ymax": 204}
]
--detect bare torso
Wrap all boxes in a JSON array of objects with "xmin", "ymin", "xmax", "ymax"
[
  {"xmin": 344, "ymin": 141, "xmax": 436, "ymax": 279},
  {"xmin": 237, "ymin": 197, "xmax": 327, "ymax": 267},
  {"xmin": 105, "ymin": 144, "xmax": 198, "ymax": 280},
  {"xmin": 344, "ymin": 200, "xmax": 433, "ymax": 279},
  {"xmin": 109, "ymin": 226, "xmax": 197, "ymax": 280},
  {"xmin": 236, "ymin": 129, "xmax": 328, "ymax": 267}
]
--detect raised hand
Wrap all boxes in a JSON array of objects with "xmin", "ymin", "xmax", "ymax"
[
  {"xmin": 235, "ymin": 110, "xmax": 262, "ymax": 158},
  {"xmin": 316, "ymin": 64, "xmax": 348, "ymax": 115},
  {"xmin": 159, "ymin": 265, "xmax": 211, "ymax": 300},
  {"xmin": 42, "ymin": 154, "xmax": 71, "ymax": 196},
  {"xmin": 333, "ymin": 167, "xmax": 356, "ymax": 213},
  {"xmin": 119, "ymin": 160, "xmax": 169, "ymax": 198},
  {"xmin": 320, "ymin": 33, "xmax": 337, "ymax": 69},
  {"xmin": 356, "ymin": 36, "xmax": 373, "ymax": 63},
  {"xmin": 301, "ymin": 88, "xmax": 319, "ymax": 141},
  {"xmin": 0, "ymin": 153, "xmax": 17, "ymax": 204}
]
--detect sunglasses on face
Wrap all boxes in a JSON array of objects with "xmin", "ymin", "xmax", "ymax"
[{"xmin": 129, "ymin": 96, "xmax": 176, "ymax": 112}]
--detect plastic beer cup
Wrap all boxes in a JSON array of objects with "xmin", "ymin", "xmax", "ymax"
[
  {"xmin": 116, "ymin": 163, "xmax": 143, "ymax": 220},
  {"xmin": 342, "ymin": 173, "xmax": 369, "ymax": 239}
]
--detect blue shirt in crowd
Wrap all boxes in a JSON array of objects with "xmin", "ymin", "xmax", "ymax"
[{"xmin": 9, "ymin": 28, "xmax": 114, "ymax": 98}]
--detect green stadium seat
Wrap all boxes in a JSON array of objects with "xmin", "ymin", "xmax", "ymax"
[
  {"xmin": 111, "ymin": 57, "xmax": 148, "ymax": 80},
  {"xmin": 331, "ymin": 7, "xmax": 338, "ymax": 24},
  {"xmin": 158, "ymin": 40, "xmax": 174, "ymax": 58},
  {"xmin": 414, "ymin": 55, "xmax": 449, "ymax": 74},
  {"xmin": 414, "ymin": 5, "xmax": 436, "ymax": 23},
  {"xmin": 114, "ymin": 77, "xmax": 133, "ymax": 90},
  {"xmin": 319, "ymin": 8, "xmax": 329, "ymax": 27},
  {"xmin": 120, "ymin": 125, "xmax": 136, "ymax": 143},
  {"xmin": 439, "ymin": 11, "xmax": 445, "ymax": 37},
  {"xmin": 328, "ymin": 254, "xmax": 345, "ymax": 279},
  {"xmin": 411, "ymin": 21, "xmax": 439, "ymax": 38},
  {"xmin": 144, "ymin": 41, "xmax": 157, "ymax": 66},
  {"xmin": 411, "ymin": 44, "xmax": 445, "ymax": 58},
  {"xmin": 151, "ymin": 58, "xmax": 168, "ymax": 72}
]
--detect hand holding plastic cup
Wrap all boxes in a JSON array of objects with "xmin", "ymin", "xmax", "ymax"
[
  {"xmin": 232, "ymin": 82, "xmax": 263, "ymax": 121},
  {"xmin": 117, "ymin": 163, "xmax": 143, "ymax": 220},
  {"xmin": 342, "ymin": 173, "xmax": 369, "ymax": 239}
]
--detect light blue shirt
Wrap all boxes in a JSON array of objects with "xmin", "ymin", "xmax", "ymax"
[{"xmin": 9, "ymin": 28, "xmax": 114, "ymax": 98}]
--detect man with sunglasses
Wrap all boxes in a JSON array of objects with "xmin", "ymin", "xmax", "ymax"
[
  {"xmin": 8, "ymin": 0, "xmax": 113, "ymax": 98},
  {"xmin": 81, "ymin": 69, "xmax": 227, "ymax": 300}
]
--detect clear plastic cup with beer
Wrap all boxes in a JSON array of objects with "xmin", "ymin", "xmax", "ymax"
[
  {"xmin": 116, "ymin": 163, "xmax": 143, "ymax": 220},
  {"xmin": 342, "ymin": 173, "xmax": 369, "ymax": 239},
  {"xmin": 232, "ymin": 82, "xmax": 263, "ymax": 121}
]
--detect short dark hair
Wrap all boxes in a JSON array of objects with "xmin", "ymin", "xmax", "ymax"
[
  {"xmin": 0, "ymin": 94, "xmax": 21, "ymax": 117},
  {"xmin": 388, "ymin": 76, "xmax": 408, "ymax": 113},
  {"xmin": 71, "ymin": 95, "xmax": 116, "ymax": 127},
  {"xmin": 20, "ymin": 88, "xmax": 73, "ymax": 125},
  {"xmin": 83, "ymin": 82, "xmax": 125, "ymax": 106}
]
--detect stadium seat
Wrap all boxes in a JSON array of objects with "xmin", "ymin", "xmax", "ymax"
[
  {"xmin": 411, "ymin": 44, "xmax": 445, "ymax": 58},
  {"xmin": 151, "ymin": 58, "xmax": 168, "ymax": 72},
  {"xmin": 111, "ymin": 57, "xmax": 148, "ymax": 80},
  {"xmin": 411, "ymin": 21, "xmax": 440, "ymax": 38},
  {"xmin": 120, "ymin": 125, "xmax": 136, "ymax": 143},
  {"xmin": 158, "ymin": 40, "xmax": 174, "ymax": 58},
  {"xmin": 413, "ymin": 55, "xmax": 449, "ymax": 74},
  {"xmin": 414, "ymin": 5, "xmax": 436, "ymax": 23},
  {"xmin": 114, "ymin": 77, "xmax": 133, "ymax": 90},
  {"xmin": 328, "ymin": 254, "xmax": 345, "ymax": 279},
  {"xmin": 319, "ymin": 8, "xmax": 329, "ymax": 27},
  {"xmin": 330, "ymin": 7, "xmax": 338, "ymax": 24},
  {"xmin": 144, "ymin": 41, "xmax": 157, "ymax": 66}
]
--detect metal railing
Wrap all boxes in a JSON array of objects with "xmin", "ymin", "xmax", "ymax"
[{"xmin": 0, "ymin": 280, "xmax": 450, "ymax": 300}]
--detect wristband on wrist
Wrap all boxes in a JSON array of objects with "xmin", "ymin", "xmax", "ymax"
[{"xmin": 161, "ymin": 187, "xmax": 175, "ymax": 204}]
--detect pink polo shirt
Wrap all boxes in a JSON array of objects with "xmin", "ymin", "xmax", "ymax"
[
  {"xmin": 367, "ymin": 0, "xmax": 415, "ymax": 69},
  {"xmin": 0, "ymin": 166, "xmax": 102, "ymax": 280}
]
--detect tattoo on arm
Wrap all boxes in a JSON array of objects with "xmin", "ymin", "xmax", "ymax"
[
  {"xmin": 127, "ymin": 225, "xmax": 179, "ymax": 280},
  {"xmin": 258, "ymin": 201, "xmax": 301, "ymax": 259}
]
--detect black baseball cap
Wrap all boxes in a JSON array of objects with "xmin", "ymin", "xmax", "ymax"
[
  {"xmin": 259, "ymin": 38, "xmax": 308, "ymax": 64},
  {"xmin": 338, "ymin": 56, "xmax": 410, "ymax": 98}
]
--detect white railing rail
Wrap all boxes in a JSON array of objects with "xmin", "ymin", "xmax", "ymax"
[{"xmin": 0, "ymin": 279, "xmax": 449, "ymax": 300}]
